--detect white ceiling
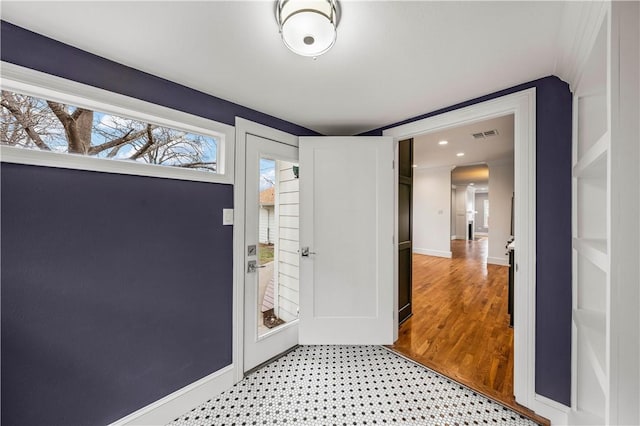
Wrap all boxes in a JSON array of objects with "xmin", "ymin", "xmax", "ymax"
[
  {"xmin": 1, "ymin": 1, "xmax": 568, "ymax": 136},
  {"xmin": 414, "ymin": 113, "xmax": 513, "ymax": 170}
]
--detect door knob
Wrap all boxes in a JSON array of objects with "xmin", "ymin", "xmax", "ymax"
[
  {"xmin": 301, "ymin": 246, "xmax": 316, "ymax": 257},
  {"xmin": 247, "ymin": 260, "xmax": 266, "ymax": 273}
]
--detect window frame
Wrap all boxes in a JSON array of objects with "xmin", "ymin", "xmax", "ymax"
[{"xmin": 0, "ymin": 62, "xmax": 235, "ymax": 184}]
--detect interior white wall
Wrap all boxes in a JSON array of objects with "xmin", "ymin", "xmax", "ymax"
[
  {"xmin": 454, "ymin": 186, "xmax": 468, "ymax": 239},
  {"xmin": 413, "ymin": 167, "xmax": 452, "ymax": 258},
  {"xmin": 487, "ymin": 159, "xmax": 514, "ymax": 266}
]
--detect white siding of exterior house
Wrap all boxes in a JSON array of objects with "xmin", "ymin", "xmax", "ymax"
[
  {"xmin": 259, "ymin": 206, "xmax": 275, "ymax": 244},
  {"xmin": 275, "ymin": 161, "xmax": 299, "ymax": 323}
]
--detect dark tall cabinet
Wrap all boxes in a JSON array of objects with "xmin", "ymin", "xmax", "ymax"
[{"xmin": 398, "ymin": 139, "xmax": 413, "ymax": 324}]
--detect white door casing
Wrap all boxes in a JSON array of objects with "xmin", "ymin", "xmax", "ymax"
[
  {"xmin": 298, "ymin": 136, "xmax": 395, "ymax": 345},
  {"xmin": 381, "ymin": 89, "xmax": 574, "ymax": 425}
]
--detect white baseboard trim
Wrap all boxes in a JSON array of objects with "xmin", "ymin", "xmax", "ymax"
[
  {"xmin": 531, "ymin": 393, "xmax": 570, "ymax": 425},
  {"xmin": 110, "ymin": 364, "xmax": 235, "ymax": 426},
  {"xmin": 451, "ymin": 235, "xmax": 456, "ymax": 240},
  {"xmin": 475, "ymin": 232, "xmax": 488, "ymax": 236},
  {"xmin": 413, "ymin": 248, "xmax": 452, "ymax": 258},
  {"xmin": 487, "ymin": 256, "xmax": 509, "ymax": 266}
]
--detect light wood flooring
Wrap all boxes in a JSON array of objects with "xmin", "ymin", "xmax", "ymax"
[{"xmin": 389, "ymin": 238, "xmax": 546, "ymax": 424}]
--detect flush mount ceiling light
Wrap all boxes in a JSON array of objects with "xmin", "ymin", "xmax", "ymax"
[{"xmin": 276, "ymin": 0, "xmax": 340, "ymax": 57}]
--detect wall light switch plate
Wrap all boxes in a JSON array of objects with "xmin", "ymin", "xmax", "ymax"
[{"xmin": 223, "ymin": 208, "xmax": 234, "ymax": 225}]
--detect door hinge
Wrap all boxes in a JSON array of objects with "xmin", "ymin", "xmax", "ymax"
[{"xmin": 392, "ymin": 160, "xmax": 395, "ymax": 169}]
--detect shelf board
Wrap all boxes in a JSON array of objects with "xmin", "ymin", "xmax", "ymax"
[
  {"xmin": 579, "ymin": 322, "xmax": 607, "ymax": 392},
  {"xmin": 573, "ymin": 308, "xmax": 606, "ymax": 334},
  {"xmin": 573, "ymin": 238, "xmax": 608, "ymax": 272},
  {"xmin": 574, "ymin": 132, "xmax": 609, "ymax": 178}
]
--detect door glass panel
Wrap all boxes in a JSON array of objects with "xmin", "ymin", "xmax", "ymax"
[{"xmin": 258, "ymin": 157, "xmax": 299, "ymax": 337}]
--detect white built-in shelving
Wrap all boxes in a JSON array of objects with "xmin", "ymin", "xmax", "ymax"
[
  {"xmin": 570, "ymin": 3, "xmax": 639, "ymax": 424},
  {"xmin": 571, "ymin": 3, "xmax": 609, "ymax": 424}
]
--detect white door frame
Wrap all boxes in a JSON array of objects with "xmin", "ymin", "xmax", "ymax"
[
  {"xmin": 233, "ymin": 118, "xmax": 298, "ymax": 383},
  {"xmin": 383, "ymin": 88, "xmax": 568, "ymax": 424}
]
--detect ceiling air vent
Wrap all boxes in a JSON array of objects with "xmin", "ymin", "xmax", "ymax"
[{"xmin": 472, "ymin": 129, "xmax": 499, "ymax": 139}]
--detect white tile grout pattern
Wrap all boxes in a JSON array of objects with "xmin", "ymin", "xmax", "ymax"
[{"xmin": 169, "ymin": 345, "xmax": 539, "ymax": 426}]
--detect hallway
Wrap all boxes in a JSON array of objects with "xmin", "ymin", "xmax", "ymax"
[{"xmin": 389, "ymin": 239, "xmax": 525, "ymax": 415}]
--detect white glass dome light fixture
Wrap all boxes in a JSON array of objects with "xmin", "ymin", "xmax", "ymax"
[{"xmin": 276, "ymin": 0, "xmax": 340, "ymax": 58}]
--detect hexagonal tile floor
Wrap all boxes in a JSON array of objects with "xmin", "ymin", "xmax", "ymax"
[{"xmin": 169, "ymin": 345, "xmax": 539, "ymax": 426}]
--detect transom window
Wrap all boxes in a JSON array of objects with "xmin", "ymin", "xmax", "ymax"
[
  {"xmin": 1, "ymin": 89, "xmax": 218, "ymax": 173},
  {"xmin": 0, "ymin": 64, "xmax": 234, "ymax": 184}
]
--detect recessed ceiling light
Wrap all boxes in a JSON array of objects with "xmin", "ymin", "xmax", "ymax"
[
  {"xmin": 412, "ymin": 164, "xmax": 418, "ymax": 168},
  {"xmin": 469, "ymin": 183, "xmax": 475, "ymax": 186},
  {"xmin": 438, "ymin": 140, "xmax": 448, "ymax": 145},
  {"xmin": 456, "ymin": 152, "xmax": 465, "ymax": 157}
]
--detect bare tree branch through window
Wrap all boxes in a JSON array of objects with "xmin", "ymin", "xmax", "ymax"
[{"xmin": 1, "ymin": 90, "xmax": 218, "ymax": 172}]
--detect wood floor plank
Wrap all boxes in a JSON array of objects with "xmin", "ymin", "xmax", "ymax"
[{"xmin": 389, "ymin": 238, "xmax": 548, "ymax": 425}]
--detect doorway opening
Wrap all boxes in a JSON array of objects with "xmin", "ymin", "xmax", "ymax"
[
  {"xmin": 237, "ymin": 122, "xmax": 397, "ymax": 378},
  {"xmin": 390, "ymin": 114, "xmax": 523, "ymax": 412}
]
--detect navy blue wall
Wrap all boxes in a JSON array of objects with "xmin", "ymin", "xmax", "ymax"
[
  {"xmin": 0, "ymin": 20, "xmax": 318, "ymax": 426},
  {"xmin": 362, "ymin": 76, "xmax": 573, "ymax": 406},
  {"xmin": 1, "ymin": 164, "xmax": 234, "ymax": 425}
]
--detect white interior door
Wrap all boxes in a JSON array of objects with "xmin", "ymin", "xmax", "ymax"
[
  {"xmin": 298, "ymin": 136, "xmax": 395, "ymax": 344},
  {"xmin": 244, "ymin": 134, "xmax": 299, "ymax": 372}
]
